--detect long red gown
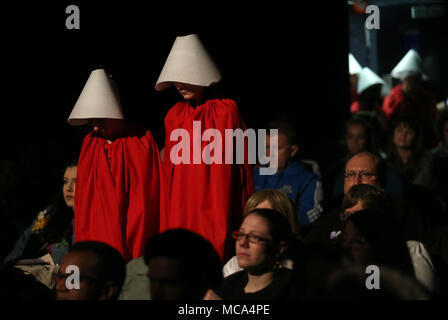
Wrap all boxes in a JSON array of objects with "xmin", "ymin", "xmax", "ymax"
[
  {"xmin": 75, "ymin": 123, "xmax": 161, "ymax": 262},
  {"xmin": 160, "ymin": 99, "xmax": 254, "ymax": 262}
]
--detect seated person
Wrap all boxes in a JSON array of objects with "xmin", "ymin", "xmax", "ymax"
[
  {"xmin": 222, "ymin": 189, "xmax": 301, "ymax": 277},
  {"xmin": 55, "ymin": 241, "xmax": 125, "ymax": 300},
  {"xmin": 254, "ymin": 116, "xmax": 323, "ymax": 234},
  {"xmin": 322, "ymin": 265, "xmax": 429, "ymax": 300},
  {"xmin": 323, "ymin": 115, "xmax": 375, "ymax": 202},
  {"xmin": 386, "ymin": 116, "xmax": 433, "ymax": 189},
  {"xmin": 144, "ymin": 229, "xmax": 223, "ymax": 300},
  {"xmin": 205, "ymin": 209, "xmax": 299, "ymax": 300},
  {"xmin": 340, "ymin": 209, "xmax": 434, "ymax": 294},
  {"xmin": 4, "ymin": 160, "xmax": 77, "ymax": 266},
  {"xmin": 306, "ymin": 152, "xmax": 406, "ymax": 244}
]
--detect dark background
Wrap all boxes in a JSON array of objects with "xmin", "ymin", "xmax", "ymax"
[
  {"xmin": 2, "ymin": 1, "xmax": 447, "ymax": 261},
  {"xmin": 0, "ymin": 0, "xmax": 349, "ymax": 240}
]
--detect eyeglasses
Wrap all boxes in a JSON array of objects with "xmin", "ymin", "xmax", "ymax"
[
  {"xmin": 232, "ymin": 231, "xmax": 273, "ymax": 244},
  {"xmin": 344, "ymin": 171, "xmax": 377, "ymax": 181}
]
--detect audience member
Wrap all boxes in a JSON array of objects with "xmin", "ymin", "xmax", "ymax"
[
  {"xmin": 324, "ymin": 116, "xmax": 382, "ymax": 203},
  {"xmin": 205, "ymin": 209, "xmax": 299, "ymax": 300},
  {"xmin": 254, "ymin": 116, "xmax": 323, "ymax": 234},
  {"xmin": 386, "ymin": 116, "xmax": 433, "ymax": 189},
  {"xmin": 222, "ymin": 189, "xmax": 301, "ymax": 277},
  {"xmin": 340, "ymin": 209, "xmax": 433, "ymax": 292},
  {"xmin": 55, "ymin": 241, "xmax": 125, "ymax": 300},
  {"xmin": 4, "ymin": 160, "xmax": 77, "ymax": 266},
  {"xmin": 144, "ymin": 229, "xmax": 223, "ymax": 300},
  {"xmin": 323, "ymin": 265, "xmax": 429, "ymax": 300}
]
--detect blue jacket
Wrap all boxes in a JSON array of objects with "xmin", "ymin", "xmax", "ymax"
[{"xmin": 254, "ymin": 161, "xmax": 323, "ymax": 227}]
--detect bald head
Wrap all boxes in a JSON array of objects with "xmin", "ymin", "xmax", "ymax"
[{"xmin": 344, "ymin": 151, "xmax": 382, "ymax": 194}]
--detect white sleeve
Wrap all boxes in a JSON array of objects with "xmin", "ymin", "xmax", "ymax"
[
  {"xmin": 407, "ymin": 240, "xmax": 435, "ymax": 292},
  {"xmin": 222, "ymin": 256, "xmax": 243, "ymax": 278}
]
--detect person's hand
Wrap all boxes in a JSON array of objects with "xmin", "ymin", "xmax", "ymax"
[{"xmin": 203, "ymin": 289, "xmax": 222, "ymax": 300}]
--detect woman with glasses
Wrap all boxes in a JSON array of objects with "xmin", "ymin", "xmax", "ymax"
[
  {"xmin": 222, "ymin": 189, "xmax": 301, "ymax": 278},
  {"xmin": 204, "ymin": 208, "xmax": 299, "ymax": 300}
]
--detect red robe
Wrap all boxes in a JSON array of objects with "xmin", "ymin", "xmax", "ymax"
[
  {"xmin": 350, "ymin": 100, "xmax": 387, "ymax": 119},
  {"xmin": 160, "ymin": 99, "xmax": 254, "ymax": 262},
  {"xmin": 382, "ymin": 84, "xmax": 437, "ymax": 147},
  {"xmin": 75, "ymin": 123, "xmax": 161, "ymax": 262}
]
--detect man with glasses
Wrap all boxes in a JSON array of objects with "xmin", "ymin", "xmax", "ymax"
[
  {"xmin": 305, "ymin": 151, "xmax": 386, "ymax": 245},
  {"xmin": 343, "ymin": 151, "xmax": 382, "ymax": 195},
  {"xmin": 55, "ymin": 241, "xmax": 125, "ymax": 300}
]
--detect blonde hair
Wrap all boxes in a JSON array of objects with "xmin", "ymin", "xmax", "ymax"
[{"xmin": 245, "ymin": 189, "xmax": 301, "ymax": 237}]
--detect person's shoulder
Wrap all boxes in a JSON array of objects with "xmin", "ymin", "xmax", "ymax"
[
  {"xmin": 290, "ymin": 161, "xmax": 321, "ymax": 181},
  {"xmin": 390, "ymin": 84, "xmax": 404, "ymax": 95},
  {"xmin": 221, "ymin": 270, "xmax": 247, "ymax": 285},
  {"xmin": 205, "ymin": 99, "xmax": 239, "ymax": 113},
  {"xmin": 384, "ymin": 85, "xmax": 404, "ymax": 103}
]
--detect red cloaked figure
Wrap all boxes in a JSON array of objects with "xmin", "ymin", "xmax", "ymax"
[
  {"xmin": 75, "ymin": 124, "xmax": 161, "ymax": 262},
  {"xmin": 68, "ymin": 69, "xmax": 162, "ymax": 262},
  {"xmin": 156, "ymin": 34, "xmax": 254, "ymax": 262},
  {"xmin": 160, "ymin": 99, "xmax": 254, "ymax": 262}
]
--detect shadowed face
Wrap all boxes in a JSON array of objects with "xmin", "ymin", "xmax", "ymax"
[
  {"xmin": 266, "ymin": 133, "xmax": 298, "ymax": 172},
  {"xmin": 56, "ymin": 251, "xmax": 103, "ymax": 300},
  {"xmin": 147, "ymin": 257, "xmax": 187, "ymax": 300},
  {"xmin": 393, "ymin": 123, "xmax": 416, "ymax": 149},
  {"xmin": 88, "ymin": 118, "xmax": 125, "ymax": 139},
  {"xmin": 402, "ymin": 74, "xmax": 422, "ymax": 92},
  {"xmin": 174, "ymin": 82, "xmax": 205, "ymax": 104},
  {"xmin": 346, "ymin": 123, "xmax": 367, "ymax": 155},
  {"xmin": 341, "ymin": 220, "xmax": 372, "ymax": 267}
]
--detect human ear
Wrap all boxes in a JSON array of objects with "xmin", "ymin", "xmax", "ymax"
[
  {"xmin": 278, "ymin": 241, "xmax": 287, "ymax": 256},
  {"xmin": 290, "ymin": 145, "xmax": 299, "ymax": 158}
]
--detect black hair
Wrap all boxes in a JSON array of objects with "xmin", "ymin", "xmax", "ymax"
[
  {"xmin": 341, "ymin": 184, "xmax": 395, "ymax": 217},
  {"xmin": 68, "ymin": 241, "xmax": 126, "ymax": 298},
  {"xmin": 268, "ymin": 115, "xmax": 298, "ymax": 146},
  {"xmin": 343, "ymin": 114, "xmax": 381, "ymax": 155},
  {"xmin": 342, "ymin": 209, "xmax": 415, "ymax": 278},
  {"xmin": 387, "ymin": 116, "xmax": 425, "ymax": 183},
  {"xmin": 20, "ymin": 158, "xmax": 78, "ymax": 259},
  {"xmin": 144, "ymin": 228, "xmax": 223, "ymax": 298}
]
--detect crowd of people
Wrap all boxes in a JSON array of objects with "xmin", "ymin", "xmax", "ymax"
[{"xmin": 1, "ymin": 35, "xmax": 448, "ymax": 300}]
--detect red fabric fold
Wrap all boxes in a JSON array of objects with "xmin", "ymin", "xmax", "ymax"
[
  {"xmin": 75, "ymin": 123, "xmax": 161, "ymax": 262},
  {"xmin": 160, "ymin": 99, "xmax": 254, "ymax": 262}
]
